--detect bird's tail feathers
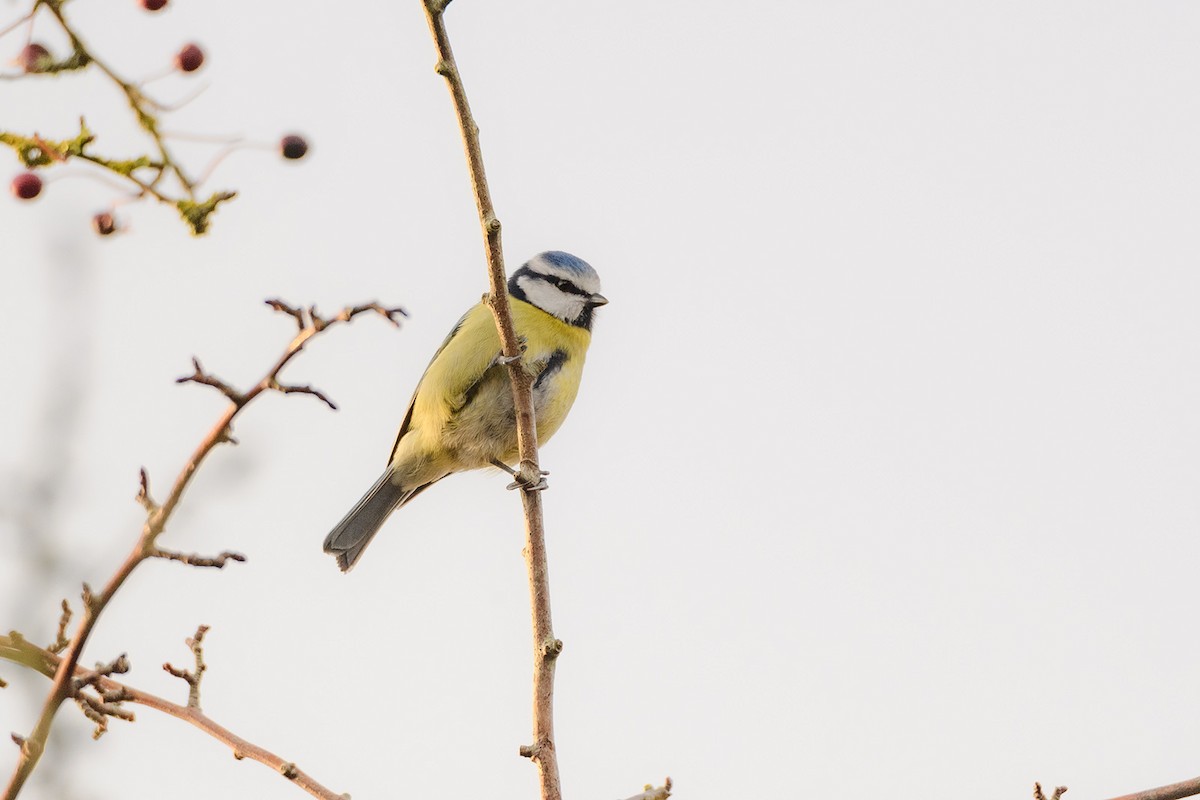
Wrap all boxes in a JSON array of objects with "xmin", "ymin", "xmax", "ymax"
[{"xmin": 323, "ymin": 470, "xmax": 422, "ymax": 572}]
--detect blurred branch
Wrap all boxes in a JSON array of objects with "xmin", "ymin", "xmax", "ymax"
[
  {"xmin": 1, "ymin": 298, "xmax": 403, "ymax": 800},
  {"xmin": 0, "ymin": 631, "xmax": 345, "ymax": 800},
  {"xmin": 621, "ymin": 779, "xmax": 673, "ymax": 800},
  {"xmin": 0, "ymin": 0, "xmax": 308, "ymax": 234},
  {"xmin": 0, "ymin": 48, "xmax": 230, "ymax": 233},
  {"xmin": 1104, "ymin": 777, "xmax": 1200, "ymax": 800},
  {"xmin": 0, "ymin": 241, "xmax": 95, "ymax": 800},
  {"xmin": 422, "ymin": 2, "xmax": 563, "ymax": 799},
  {"xmin": 38, "ymin": 0, "xmax": 198, "ymax": 198},
  {"xmin": 1035, "ymin": 786, "xmax": 1067, "ymax": 800},
  {"xmin": 0, "ymin": 10, "xmax": 33, "ymax": 40}
]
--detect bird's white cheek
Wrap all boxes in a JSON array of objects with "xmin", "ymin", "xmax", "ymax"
[
  {"xmin": 520, "ymin": 281, "xmax": 579, "ymax": 321},
  {"xmin": 561, "ymin": 297, "xmax": 586, "ymax": 320}
]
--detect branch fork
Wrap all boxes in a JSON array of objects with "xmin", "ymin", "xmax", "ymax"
[
  {"xmin": 0, "ymin": 630, "xmax": 346, "ymax": 800},
  {"xmin": 176, "ymin": 356, "xmax": 245, "ymax": 406},
  {"xmin": 2, "ymin": 296, "xmax": 401, "ymax": 799},
  {"xmin": 71, "ymin": 654, "xmax": 135, "ymax": 739},
  {"xmin": 162, "ymin": 625, "xmax": 209, "ymax": 710},
  {"xmin": 46, "ymin": 600, "xmax": 71, "ymax": 655}
]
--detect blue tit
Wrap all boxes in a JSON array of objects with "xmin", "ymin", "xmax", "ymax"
[{"xmin": 323, "ymin": 251, "xmax": 608, "ymax": 571}]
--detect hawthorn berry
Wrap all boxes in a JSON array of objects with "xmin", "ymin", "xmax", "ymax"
[
  {"xmin": 93, "ymin": 212, "xmax": 118, "ymax": 236},
  {"xmin": 18, "ymin": 43, "xmax": 51, "ymax": 73},
  {"xmin": 140, "ymin": 0, "xmax": 169, "ymax": 10},
  {"xmin": 280, "ymin": 135, "xmax": 309, "ymax": 160},
  {"xmin": 174, "ymin": 43, "xmax": 204, "ymax": 73},
  {"xmin": 11, "ymin": 172, "xmax": 42, "ymax": 200}
]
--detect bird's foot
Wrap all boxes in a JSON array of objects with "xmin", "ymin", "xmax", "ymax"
[
  {"xmin": 492, "ymin": 459, "xmax": 550, "ymax": 492},
  {"xmin": 495, "ymin": 337, "xmax": 528, "ymax": 366},
  {"xmin": 507, "ymin": 474, "xmax": 549, "ymax": 492}
]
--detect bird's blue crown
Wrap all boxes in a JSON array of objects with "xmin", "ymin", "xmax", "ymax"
[{"xmin": 528, "ymin": 251, "xmax": 598, "ymax": 282}]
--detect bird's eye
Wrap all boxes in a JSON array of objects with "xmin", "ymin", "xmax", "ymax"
[{"xmin": 553, "ymin": 278, "xmax": 570, "ymax": 290}]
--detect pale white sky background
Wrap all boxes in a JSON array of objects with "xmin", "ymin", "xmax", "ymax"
[{"xmin": 2, "ymin": 2, "xmax": 1199, "ymax": 799}]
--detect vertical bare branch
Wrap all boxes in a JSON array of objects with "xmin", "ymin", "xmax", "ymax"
[{"xmin": 421, "ymin": 3, "xmax": 562, "ymax": 799}]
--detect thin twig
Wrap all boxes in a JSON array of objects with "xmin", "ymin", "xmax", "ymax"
[
  {"xmin": 176, "ymin": 356, "xmax": 245, "ymax": 405},
  {"xmin": 73, "ymin": 153, "xmax": 176, "ymax": 205},
  {"xmin": 0, "ymin": 9, "xmax": 34, "ymax": 40},
  {"xmin": 42, "ymin": 1, "xmax": 197, "ymax": 200},
  {"xmin": 46, "ymin": 600, "xmax": 71, "ymax": 655},
  {"xmin": 267, "ymin": 379, "xmax": 338, "ymax": 410},
  {"xmin": 162, "ymin": 625, "xmax": 209, "ymax": 709},
  {"xmin": 1, "ymin": 298, "xmax": 400, "ymax": 800},
  {"xmin": 70, "ymin": 653, "xmax": 133, "ymax": 739},
  {"xmin": 0, "ymin": 633, "xmax": 345, "ymax": 800},
  {"xmin": 151, "ymin": 548, "xmax": 247, "ymax": 569},
  {"xmin": 136, "ymin": 468, "xmax": 156, "ymax": 512},
  {"xmin": 336, "ymin": 302, "xmax": 408, "ymax": 328},
  {"xmin": 421, "ymin": 2, "xmax": 561, "ymax": 799},
  {"xmin": 264, "ymin": 297, "xmax": 310, "ymax": 331},
  {"xmin": 193, "ymin": 140, "xmax": 246, "ymax": 187}
]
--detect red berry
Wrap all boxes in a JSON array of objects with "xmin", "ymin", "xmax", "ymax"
[
  {"xmin": 92, "ymin": 212, "xmax": 118, "ymax": 236},
  {"xmin": 140, "ymin": 0, "xmax": 168, "ymax": 10},
  {"xmin": 280, "ymin": 135, "xmax": 309, "ymax": 160},
  {"xmin": 174, "ymin": 43, "xmax": 204, "ymax": 73},
  {"xmin": 18, "ymin": 43, "xmax": 51, "ymax": 73},
  {"xmin": 11, "ymin": 172, "xmax": 42, "ymax": 200}
]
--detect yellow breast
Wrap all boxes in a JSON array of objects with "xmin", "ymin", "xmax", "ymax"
[{"xmin": 389, "ymin": 296, "xmax": 593, "ymax": 485}]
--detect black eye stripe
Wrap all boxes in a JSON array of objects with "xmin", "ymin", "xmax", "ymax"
[
  {"xmin": 548, "ymin": 276, "xmax": 588, "ymax": 295},
  {"xmin": 506, "ymin": 266, "xmax": 599, "ymax": 331},
  {"xmin": 507, "ymin": 265, "xmax": 595, "ymax": 309}
]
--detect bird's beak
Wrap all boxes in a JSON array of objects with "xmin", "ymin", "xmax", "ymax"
[{"xmin": 588, "ymin": 293, "xmax": 609, "ymax": 307}]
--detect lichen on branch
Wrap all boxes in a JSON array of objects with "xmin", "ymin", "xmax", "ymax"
[{"xmin": 0, "ymin": 0, "xmax": 307, "ymax": 235}]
